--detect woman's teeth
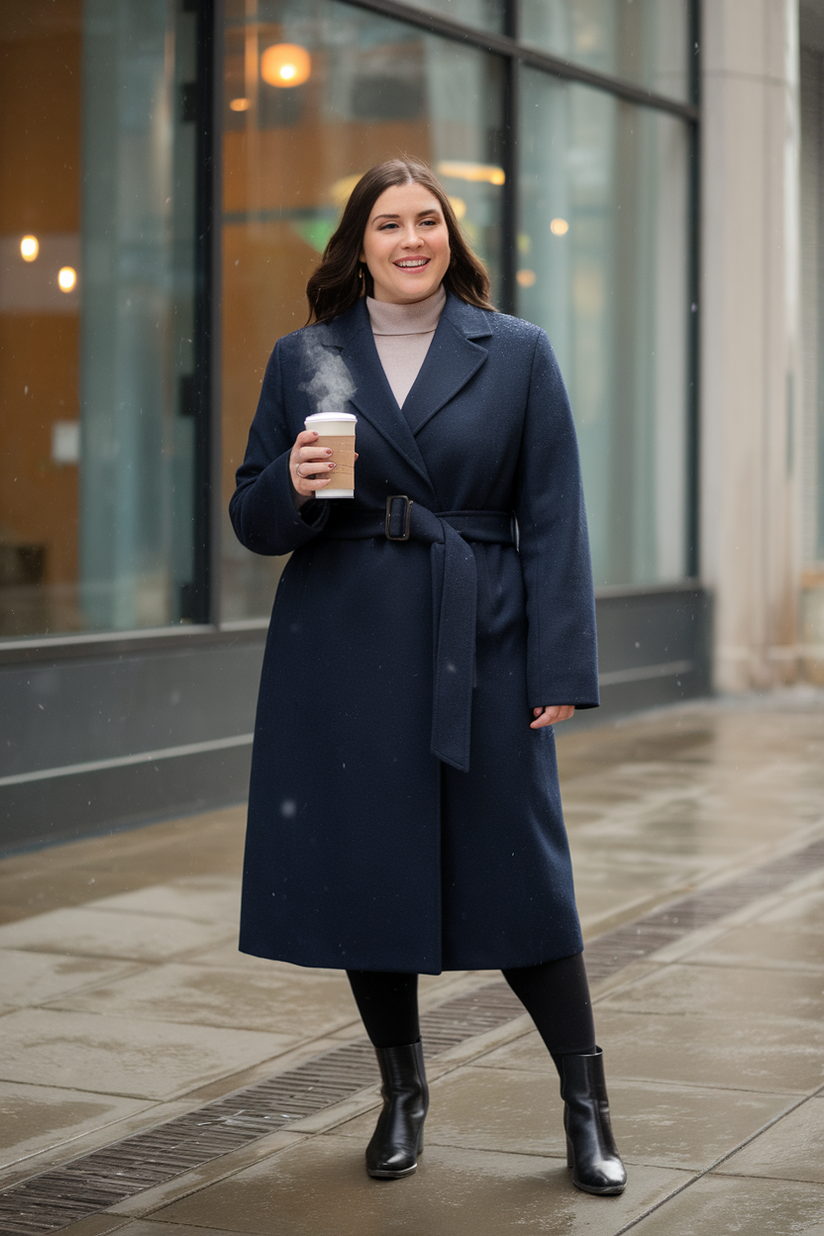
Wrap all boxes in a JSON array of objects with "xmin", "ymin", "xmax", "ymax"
[{"xmin": 395, "ymin": 259, "xmax": 429, "ymax": 267}]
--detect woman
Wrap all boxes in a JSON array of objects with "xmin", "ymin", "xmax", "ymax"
[{"xmin": 230, "ymin": 158, "xmax": 626, "ymax": 1196}]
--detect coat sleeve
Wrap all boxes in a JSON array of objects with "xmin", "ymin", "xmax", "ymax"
[
  {"xmin": 513, "ymin": 329, "xmax": 599, "ymax": 709},
  {"xmin": 229, "ymin": 339, "xmax": 330, "ymax": 556}
]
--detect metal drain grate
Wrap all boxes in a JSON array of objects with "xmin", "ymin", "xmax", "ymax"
[
  {"xmin": 3, "ymin": 834, "xmax": 824, "ymax": 1235},
  {"xmin": 584, "ymin": 836, "xmax": 824, "ymax": 983}
]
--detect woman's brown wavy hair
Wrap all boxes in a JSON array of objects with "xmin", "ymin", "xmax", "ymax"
[{"xmin": 306, "ymin": 157, "xmax": 495, "ymax": 324}]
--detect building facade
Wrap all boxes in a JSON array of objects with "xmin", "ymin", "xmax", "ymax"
[{"xmin": 0, "ymin": 0, "xmax": 819, "ymax": 852}]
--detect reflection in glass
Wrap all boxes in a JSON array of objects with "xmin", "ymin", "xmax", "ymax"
[
  {"xmin": 392, "ymin": 0, "xmax": 506, "ymax": 35},
  {"xmin": 221, "ymin": 0, "xmax": 505, "ymax": 622},
  {"xmin": 80, "ymin": 0, "xmax": 198, "ymax": 630},
  {"xmin": 518, "ymin": 71, "xmax": 690, "ymax": 585},
  {"xmin": 520, "ymin": 0, "xmax": 692, "ymax": 103},
  {"xmin": 0, "ymin": 0, "xmax": 199, "ymax": 638}
]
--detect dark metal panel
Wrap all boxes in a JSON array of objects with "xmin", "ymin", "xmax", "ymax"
[
  {"xmin": 0, "ymin": 744, "xmax": 252, "ymax": 855},
  {"xmin": 569, "ymin": 586, "xmax": 713, "ymax": 729},
  {"xmin": 596, "ymin": 585, "xmax": 711, "ymax": 676},
  {"xmin": 0, "ymin": 641, "xmax": 264, "ymax": 777},
  {"xmin": 0, "ymin": 625, "xmax": 263, "ymax": 666}
]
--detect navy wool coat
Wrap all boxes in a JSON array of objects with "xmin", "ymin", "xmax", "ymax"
[{"xmin": 230, "ymin": 293, "xmax": 599, "ymax": 973}]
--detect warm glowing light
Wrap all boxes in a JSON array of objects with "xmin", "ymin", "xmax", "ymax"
[
  {"xmin": 229, "ymin": 97, "xmax": 250, "ymax": 111},
  {"xmin": 20, "ymin": 235, "xmax": 39, "ymax": 261},
  {"xmin": 550, "ymin": 217, "xmax": 569, "ymax": 236},
  {"xmin": 448, "ymin": 197, "xmax": 467, "ymax": 220},
  {"xmin": 260, "ymin": 43, "xmax": 311, "ymax": 88},
  {"xmin": 437, "ymin": 160, "xmax": 505, "ymax": 186},
  {"xmin": 58, "ymin": 266, "xmax": 77, "ymax": 292},
  {"xmin": 516, "ymin": 269, "xmax": 537, "ymax": 288}
]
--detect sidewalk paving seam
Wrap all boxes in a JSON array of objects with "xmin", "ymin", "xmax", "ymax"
[
  {"xmin": 610, "ymin": 1084, "xmax": 824, "ymax": 1236},
  {"xmin": 3, "ymin": 832, "xmax": 824, "ymax": 1236}
]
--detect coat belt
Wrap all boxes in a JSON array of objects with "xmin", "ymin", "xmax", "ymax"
[{"xmin": 324, "ymin": 499, "xmax": 516, "ymax": 773}]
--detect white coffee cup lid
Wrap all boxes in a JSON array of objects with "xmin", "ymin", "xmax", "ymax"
[{"xmin": 305, "ymin": 412, "xmax": 357, "ymax": 424}]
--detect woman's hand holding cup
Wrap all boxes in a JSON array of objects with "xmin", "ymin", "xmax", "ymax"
[
  {"xmin": 292, "ymin": 414, "xmax": 359, "ymax": 506},
  {"xmin": 290, "ymin": 430, "xmax": 336, "ymax": 507}
]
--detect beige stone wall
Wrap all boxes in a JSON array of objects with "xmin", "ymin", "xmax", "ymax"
[{"xmin": 700, "ymin": 0, "xmax": 803, "ymax": 691}]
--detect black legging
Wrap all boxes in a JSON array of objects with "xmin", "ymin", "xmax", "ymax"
[{"xmin": 347, "ymin": 951, "xmax": 596, "ymax": 1056}]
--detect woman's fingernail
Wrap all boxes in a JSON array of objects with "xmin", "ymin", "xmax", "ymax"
[
  {"xmin": 328, "ymin": 462, "xmax": 336, "ymax": 469},
  {"xmin": 326, "ymin": 449, "xmax": 333, "ymax": 455}
]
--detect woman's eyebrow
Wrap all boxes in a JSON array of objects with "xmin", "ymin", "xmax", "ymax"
[{"xmin": 372, "ymin": 209, "xmax": 440, "ymax": 222}]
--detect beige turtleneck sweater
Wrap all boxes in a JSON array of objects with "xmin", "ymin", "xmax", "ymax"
[{"xmin": 366, "ymin": 285, "xmax": 446, "ymax": 409}]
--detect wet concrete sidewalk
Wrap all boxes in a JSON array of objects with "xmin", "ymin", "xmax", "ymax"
[{"xmin": 2, "ymin": 689, "xmax": 824, "ymax": 1235}]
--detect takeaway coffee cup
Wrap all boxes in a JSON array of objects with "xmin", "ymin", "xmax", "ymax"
[{"xmin": 304, "ymin": 411, "xmax": 358, "ymax": 499}]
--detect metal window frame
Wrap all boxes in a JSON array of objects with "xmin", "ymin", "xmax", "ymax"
[
  {"xmin": 686, "ymin": 0, "xmax": 701, "ymax": 579},
  {"xmin": 348, "ymin": 0, "xmax": 699, "ymax": 120},
  {"xmin": 191, "ymin": 0, "xmax": 223, "ymax": 625}
]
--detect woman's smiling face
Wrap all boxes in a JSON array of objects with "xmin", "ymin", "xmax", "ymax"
[{"xmin": 360, "ymin": 182, "xmax": 451, "ymax": 304}]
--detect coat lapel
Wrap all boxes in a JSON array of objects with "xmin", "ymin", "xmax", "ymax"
[
  {"xmin": 315, "ymin": 294, "xmax": 493, "ymax": 486},
  {"xmin": 400, "ymin": 295, "xmax": 492, "ymax": 436},
  {"xmin": 318, "ymin": 301, "xmax": 433, "ymax": 491}
]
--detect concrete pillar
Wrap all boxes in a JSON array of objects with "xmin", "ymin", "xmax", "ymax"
[{"xmin": 700, "ymin": 0, "xmax": 803, "ymax": 690}]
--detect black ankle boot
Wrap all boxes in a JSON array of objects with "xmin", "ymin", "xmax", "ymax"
[
  {"xmin": 365, "ymin": 1039, "xmax": 429, "ymax": 1179},
  {"xmin": 554, "ymin": 1047, "xmax": 627, "ymax": 1195}
]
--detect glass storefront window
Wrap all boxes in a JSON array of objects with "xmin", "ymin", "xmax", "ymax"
[
  {"xmin": 520, "ymin": 0, "xmax": 692, "ymax": 103},
  {"xmin": 0, "ymin": 0, "xmax": 201, "ymax": 638},
  {"xmin": 518, "ymin": 69, "xmax": 690, "ymax": 586},
  {"xmin": 1, "ymin": 0, "xmax": 695, "ymax": 640},
  {"xmin": 220, "ymin": 0, "xmax": 505, "ymax": 622}
]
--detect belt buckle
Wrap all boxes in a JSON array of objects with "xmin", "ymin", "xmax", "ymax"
[{"xmin": 385, "ymin": 495, "xmax": 413, "ymax": 541}]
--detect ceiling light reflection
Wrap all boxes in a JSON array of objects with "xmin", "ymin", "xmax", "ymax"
[
  {"xmin": 58, "ymin": 266, "xmax": 77, "ymax": 292},
  {"xmin": 21, "ymin": 235, "xmax": 39, "ymax": 261}
]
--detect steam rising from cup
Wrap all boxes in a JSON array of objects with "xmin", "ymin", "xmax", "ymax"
[{"xmin": 300, "ymin": 340, "xmax": 356, "ymax": 415}]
